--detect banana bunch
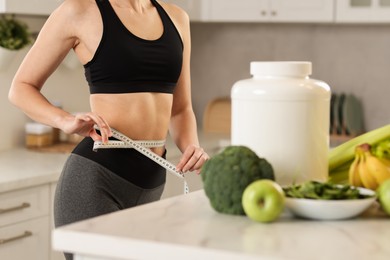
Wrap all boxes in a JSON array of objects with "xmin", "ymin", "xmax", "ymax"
[
  {"xmin": 349, "ymin": 143, "xmax": 390, "ymax": 190},
  {"xmin": 328, "ymin": 124, "xmax": 390, "ymax": 184}
]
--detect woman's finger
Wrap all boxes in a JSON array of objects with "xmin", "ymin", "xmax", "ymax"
[
  {"xmin": 76, "ymin": 113, "xmax": 111, "ymax": 143},
  {"xmin": 177, "ymin": 146, "xmax": 207, "ymax": 173},
  {"xmin": 192, "ymin": 152, "xmax": 209, "ymax": 174},
  {"xmin": 176, "ymin": 145, "xmax": 196, "ymax": 172},
  {"xmin": 88, "ymin": 128, "xmax": 103, "ymax": 142}
]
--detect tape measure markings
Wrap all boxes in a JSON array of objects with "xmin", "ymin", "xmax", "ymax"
[{"xmin": 93, "ymin": 127, "xmax": 189, "ymax": 194}]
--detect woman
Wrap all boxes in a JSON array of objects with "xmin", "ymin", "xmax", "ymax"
[{"xmin": 9, "ymin": 0, "xmax": 208, "ymax": 258}]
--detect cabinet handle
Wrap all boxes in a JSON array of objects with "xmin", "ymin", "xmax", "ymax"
[
  {"xmin": 271, "ymin": 10, "xmax": 277, "ymax": 16},
  {"xmin": 0, "ymin": 231, "xmax": 33, "ymax": 245},
  {"xmin": 260, "ymin": 10, "xmax": 267, "ymax": 16},
  {"xmin": 0, "ymin": 202, "xmax": 31, "ymax": 214}
]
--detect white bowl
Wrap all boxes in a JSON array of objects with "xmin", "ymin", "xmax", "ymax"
[{"xmin": 285, "ymin": 187, "xmax": 376, "ymax": 220}]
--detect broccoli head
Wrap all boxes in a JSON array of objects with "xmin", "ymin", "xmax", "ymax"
[{"xmin": 201, "ymin": 145, "xmax": 275, "ymax": 215}]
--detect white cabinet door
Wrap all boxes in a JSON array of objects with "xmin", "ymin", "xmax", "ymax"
[
  {"xmin": 0, "ymin": 0, "xmax": 62, "ymax": 15},
  {"xmin": 271, "ymin": 0, "xmax": 334, "ymax": 22},
  {"xmin": 166, "ymin": 0, "xmax": 210, "ymax": 21},
  {"xmin": 0, "ymin": 185, "xmax": 49, "ymax": 228},
  {"xmin": 336, "ymin": 0, "xmax": 390, "ymax": 22},
  {"xmin": 0, "ymin": 217, "xmax": 50, "ymax": 260},
  {"xmin": 209, "ymin": 0, "xmax": 333, "ymax": 22},
  {"xmin": 209, "ymin": 0, "xmax": 269, "ymax": 22}
]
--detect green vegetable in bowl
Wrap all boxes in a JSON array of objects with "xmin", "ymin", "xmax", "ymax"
[
  {"xmin": 201, "ymin": 146, "xmax": 275, "ymax": 215},
  {"xmin": 283, "ymin": 181, "xmax": 374, "ymax": 200}
]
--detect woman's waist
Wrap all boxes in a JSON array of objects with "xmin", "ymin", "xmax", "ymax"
[
  {"xmin": 91, "ymin": 95, "xmax": 172, "ymax": 139},
  {"xmin": 107, "ymin": 119, "xmax": 169, "ymax": 140},
  {"xmin": 95, "ymin": 124, "xmax": 168, "ymax": 156}
]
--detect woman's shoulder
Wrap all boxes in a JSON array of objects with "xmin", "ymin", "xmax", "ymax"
[
  {"xmin": 54, "ymin": 0, "xmax": 97, "ymax": 19},
  {"xmin": 60, "ymin": 0, "xmax": 95, "ymax": 9},
  {"xmin": 158, "ymin": 1, "xmax": 190, "ymax": 25}
]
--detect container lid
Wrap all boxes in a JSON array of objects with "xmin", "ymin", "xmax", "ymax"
[
  {"xmin": 250, "ymin": 61, "xmax": 312, "ymax": 77},
  {"xmin": 25, "ymin": 122, "xmax": 53, "ymax": 134}
]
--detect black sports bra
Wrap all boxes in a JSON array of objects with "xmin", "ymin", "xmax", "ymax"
[{"xmin": 84, "ymin": 0, "xmax": 184, "ymax": 94}]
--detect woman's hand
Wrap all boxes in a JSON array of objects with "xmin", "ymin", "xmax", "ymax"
[
  {"xmin": 61, "ymin": 112, "xmax": 112, "ymax": 143},
  {"xmin": 176, "ymin": 145, "xmax": 209, "ymax": 175}
]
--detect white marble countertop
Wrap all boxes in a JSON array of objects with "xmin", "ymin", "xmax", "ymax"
[
  {"xmin": 0, "ymin": 131, "xmax": 228, "ymax": 195},
  {"xmin": 53, "ymin": 190, "xmax": 390, "ymax": 260},
  {"xmin": 0, "ymin": 148, "xmax": 69, "ymax": 193}
]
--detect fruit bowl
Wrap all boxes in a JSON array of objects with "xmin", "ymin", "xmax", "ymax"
[{"xmin": 285, "ymin": 187, "xmax": 376, "ymax": 220}]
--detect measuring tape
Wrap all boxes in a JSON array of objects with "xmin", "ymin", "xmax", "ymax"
[{"xmin": 92, "ymin": 127, "xmax": 189, "ymax": 194}]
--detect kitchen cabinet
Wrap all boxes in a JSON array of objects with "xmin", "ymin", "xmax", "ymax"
[
  {"xmin": 336, "ymin": 0, "xmax": 390, "ymax": 23},
  {"xmin": 166, "ymin": 0, "xmax": 210, "ymax": 21},
  {"xmin": 1, "ymin": 217, "xmax": 50, "ymax": 260},
  {"xmin": 0, "ymin": 149, "xmax": 68, "ymax": 260},
  {"xmin": 0, "ymin": 0, "xmax": 62, "ymax": 15},
  {"xmin": 0, "ymin": 185, "xmax": 50, "ymax": 260},
  {"xmin": 209, "ymin": 0, "xmax": 334, "ymax": 23},
  {"xmin": 209, "ymin": 0, "xmax": 268, "ymax": 22}
]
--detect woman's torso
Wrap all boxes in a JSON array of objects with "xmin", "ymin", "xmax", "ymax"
[{"xmin": 70, "ymin": 0, "xmax": 183, "ymax": 155}]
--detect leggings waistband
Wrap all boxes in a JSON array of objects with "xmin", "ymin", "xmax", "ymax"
[{"xmin": 93, "ymin": 127, "xmax": 189, "ymax": 194}]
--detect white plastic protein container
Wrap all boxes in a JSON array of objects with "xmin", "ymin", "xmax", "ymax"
[{"xmin": 231, "ymin": 61, "xmax": 331, "ymax": 186}]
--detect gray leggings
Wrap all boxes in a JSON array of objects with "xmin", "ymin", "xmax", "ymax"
[{"xmin": 54, "ymin": 154, "xmax": 165, "ymax": 260}]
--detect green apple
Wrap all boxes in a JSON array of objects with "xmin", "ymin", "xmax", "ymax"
[
  {"xmin": 242, "ymin": 179, "xmax": 285, "ymax": 223},
  {"xmin": 377, "ymin": 178, "xmax": 390, "ymax": 216}
]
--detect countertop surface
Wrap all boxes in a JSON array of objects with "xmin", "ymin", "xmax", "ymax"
[
  {"xmin": 0, "ymin": 131, "xmax": 228, "ymax": 194},
  {"xmin": 53, "ymin": 190, "xmax": 389, "ymax": 260},
  {"xmin": 0, "ymin": 148, "xmax": 69, "ymax": 193}
]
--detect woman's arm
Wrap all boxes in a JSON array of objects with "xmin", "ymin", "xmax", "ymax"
[
  {"xmin": 166, "ymin": 4, "xmax": 209, "ymax": 174},
  {"xmin": 8, "ymin": 0, "xmax": 111, "ymax": 142}
]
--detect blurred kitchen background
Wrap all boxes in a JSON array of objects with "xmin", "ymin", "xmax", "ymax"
[
  {"xmin": 1, "ymin": 2, "xmax": 390, "ymax": 258},
  {"xmin": 1, "ymin": 0, "xmax": 390, "ymax": 151}
]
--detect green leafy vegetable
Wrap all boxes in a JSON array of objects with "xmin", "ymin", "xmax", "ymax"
[{"xmin": 283, "ymin": 181, "xmax": 373, "ymax": 200}]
